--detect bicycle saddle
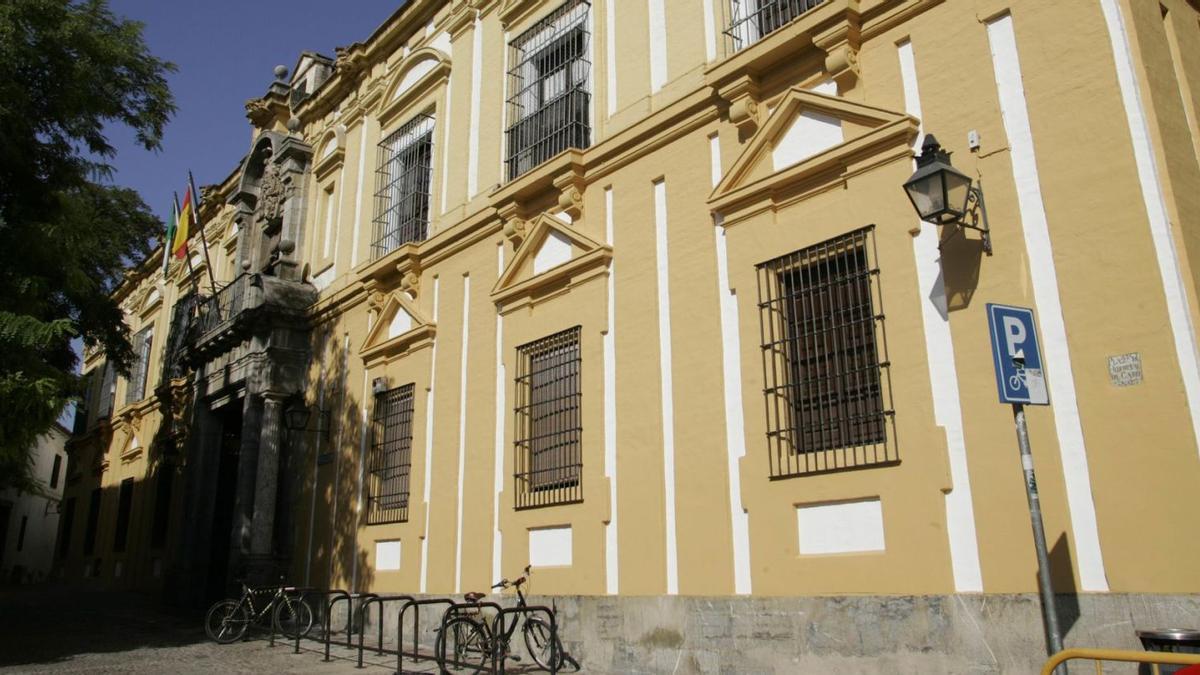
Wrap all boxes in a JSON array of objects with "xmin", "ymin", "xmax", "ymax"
[{"xmin": 464, "ymin": 591, "xmax": 486, "ymax": 603}]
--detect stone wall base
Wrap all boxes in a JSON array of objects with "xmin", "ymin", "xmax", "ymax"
[{"xmin": 349, "ymin": 593, "xmax": 1200, "ymax": 673}]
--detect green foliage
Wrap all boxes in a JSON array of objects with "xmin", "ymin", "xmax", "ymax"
[{"xmin": 0, "ymin": 0, "xmax": 175, "ymax": 491}]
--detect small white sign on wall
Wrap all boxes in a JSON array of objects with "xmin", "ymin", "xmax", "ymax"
[
  {"xmin": 797, "ymin": 498, "xmax": 886, "ymax": 555},
  {"xmin": 529, "ymin": 526, "xmax": 572, "ymax": 568},
  {"xmin": 1108, "ymin": 352, "xmax": 1143, "ymax": 387},
  {"xmin": 376, "ymin": 540, "xmax": 402, "ymax": 571}
]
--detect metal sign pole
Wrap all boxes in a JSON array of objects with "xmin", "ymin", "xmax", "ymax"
[{"xmin": 1013, "ymin": 402, "xmax": 1064, "ymax": 660}]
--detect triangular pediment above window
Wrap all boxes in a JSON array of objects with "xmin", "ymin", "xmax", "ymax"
[
  {"xmin": 491, "ymin": 214, "xmax": 611, "ymax": 309},
  {"xmin": 709, "ymin": 89, "xmax": 918, "ymax": 218},
  {"xmin": 360, "ymin": 291, "xmax": 436, "ymax": 364}
]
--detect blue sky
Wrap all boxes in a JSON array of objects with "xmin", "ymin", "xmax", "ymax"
[{"xmin": 103, "ymin": 0, "xmax": 404, "ymax": 226}]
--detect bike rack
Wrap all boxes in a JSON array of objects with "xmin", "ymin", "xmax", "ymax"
[
  {"xmin": 326, "ymin": 592, "xmax": 378, "ymax": 661},
  {"xmin": 355, "ymin": 594, "xmax": 413, "ymax": 668},
  {"xmin": 438, "ymin": 600, "xmax": 504, "ymax": 673},
  {"xmin": 293, "ymin": 588, "xmax": 335, "ymax": 655},
  {"xmin": 268, "ymin": 585, "xmax": 322, "ymax": 649},
  {"xmin": 396, "ymin": 597, "xmax": 455, "ymax": 674},
  {"xmin": 491, "ymin": 605, "xmax": 560, "ymax": 675}
]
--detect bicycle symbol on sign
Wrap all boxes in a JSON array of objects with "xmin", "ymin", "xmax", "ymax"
[{"xmin": 1008, "ymin": 362, "xmax": 1028, "ymax": 390}]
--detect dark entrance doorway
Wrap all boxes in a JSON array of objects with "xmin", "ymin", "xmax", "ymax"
[{"xmin": 205, "ymin": 403, "xmax": 242, "ymax": 602}]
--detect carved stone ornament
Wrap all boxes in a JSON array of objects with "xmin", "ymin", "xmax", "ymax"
[
  {"xmin": 199, "ymin": 184, "xmax": 220, "ymax": 206},
  {"xmin": 334, "ymin": 42, "xmax": 368, "ymax": 78},
  {"xmin": 245, "ymin": 97, "xmax": 274, "ymax": 126},
  {"xmin": 503, "ymin": 217, "xmax": 527, "ymax": 246},
  {"xmin": 823, "ymin": 44, "xmax": 860, "ymax": 89},
  {"xmin": 256, "ymin": 161, "xmax": 287, "ymax": 224},
  {"xmin": 400, "ymin": 269, "xmax": 421, "ymax": 299}
]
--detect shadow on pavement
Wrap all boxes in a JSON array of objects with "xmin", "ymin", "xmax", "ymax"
[{"xmin": 0, "ymin": 585, "xmax": 205, "ymax": 668}]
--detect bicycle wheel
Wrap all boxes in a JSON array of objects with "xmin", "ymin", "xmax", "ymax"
[
  {"xmin": 523, "ymin": 617, "xmax": 566, "ymax": 670},
  {"xmin": 437, "ymin": 616, "xmax": 490, "ymax": 673},
  {"xmin": 205, "ymin": 599, "xmax": 250, "ymax": 644},
  {"xmin": 272, "ymin": 595, "xmax": 314, "ymax": 640}
]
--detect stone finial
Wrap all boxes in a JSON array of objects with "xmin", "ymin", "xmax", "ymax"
[
  {"xmin": 274, "ymin": 65, "xmax": 289, "ymax": 81},
  {"xmin": 287, "ymin": 116, "xmax": 301, "ymax": 134}
]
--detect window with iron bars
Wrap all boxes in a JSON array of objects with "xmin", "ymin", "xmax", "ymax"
[
  {"xmin": 725, "ymin": 0, "xmax": 825, "ymax": 53},
  {"xmin": 505, "ymin": 0, "xmax": 591, "ymax": 182},
  {"xmin": 513, "ymin": 326, "xmax": 582, "ymax": 509},
  {"xmin": 125, "ymin": 326, "xmax": 154, "ymax": 405},
  {"xmin": 755, "ymin": 226, "xmax": 896, "ymax": 479},
  {"xmin": 371, "ymin": 113, "xmax": 435, "ymax": 259},
  {"xmin": 367, "ymin": 383, "xmax": 416, "ymax": 524}
]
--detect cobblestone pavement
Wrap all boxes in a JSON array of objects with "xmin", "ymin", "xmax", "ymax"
[{"xmin": 0, "ymin": 586, "xmax": 442, "ymax": 674}]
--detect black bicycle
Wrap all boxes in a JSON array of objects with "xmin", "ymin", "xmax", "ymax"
[
  {"xmin": 204, "ymin": 582, "xmax": 314, "ymax": 644},
  {"xmin": 436, "ymin": 566, "xmax": 579, "ymax": 673}
]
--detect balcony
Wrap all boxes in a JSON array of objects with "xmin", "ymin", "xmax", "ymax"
[{"xmin": 194, "ymin": 274, "xmax": 250, "ymax": 342}]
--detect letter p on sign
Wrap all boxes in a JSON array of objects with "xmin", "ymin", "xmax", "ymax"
[{"xmin": 987, "ymin": 304, "xmax": 1050, "ymax": 405}]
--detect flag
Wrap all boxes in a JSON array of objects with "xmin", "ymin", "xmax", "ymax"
[
  {"xmin": 172, "ymin": 186, "xmax": 192, "ymax": 259},
  {"xmin": 162, "ymin": 196, "xmax": 178, "ymax": 277}
]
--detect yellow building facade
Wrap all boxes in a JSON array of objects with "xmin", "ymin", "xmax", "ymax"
[{"xmin": 60, "ymin": 0, "xmax": 1200, "ymax": 624}]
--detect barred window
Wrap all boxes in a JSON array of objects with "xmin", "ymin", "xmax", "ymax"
[
  {"xmin": 98, "ymin": 361, "xmax": 116, "ymax": 418},
  {"xmin": 112, "ymin": 477, "xmax": 134, "ymax": 553},
  {"xmin": 756, "ymin": 226, "xmax": 896, "ymax": 478},
  {"xmin": 505, "ymin": 0, "xmax": 591, "ymax": 181},
  {"xmin": 372, "ymin": 114, "xmax": 434, "ymax": 259},
  {"xmin": 725, "ymin": 0, "xmax": 824, "ymax": 53},
  {"xmin": 514, "ymin": 327, "xmax": 582, "ymax": 509},
  {"xmin": 125, "ymin": 327, "xmax": 153, "ymax": 405},
  {"xmin": 367, "ymin": 383, "xmax": 416, "ymax": 524}
]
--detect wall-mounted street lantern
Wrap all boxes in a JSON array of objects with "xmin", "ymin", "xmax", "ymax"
[
  {"xmin": 903, "ymin": 134, "xmax": 993, "ymax": 255},
  {"xmin": 284, "ymin": 397, "xmax": 330, "ymax": 440}
]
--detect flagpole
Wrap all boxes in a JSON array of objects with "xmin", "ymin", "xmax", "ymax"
[
  {"xmin": 189, "ymin": 171, "xmax": 218, "ymax": 295},
  {"xmin": 174, "ymin": 191, "xmax": 202, "ymax": 313}
]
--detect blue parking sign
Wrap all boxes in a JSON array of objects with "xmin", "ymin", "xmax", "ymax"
[{"xmin": 987, "ymin": 304, "xmax": 1050, "ymax": 405}]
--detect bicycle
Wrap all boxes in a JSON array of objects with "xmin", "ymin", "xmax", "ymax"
[
  {"xmin": 436, "ymin": 566, "xmax": 580, "ymax": 673},
  {"xmin": 204, "ymin": 581, "xmax": 314, "ymax": 644}
]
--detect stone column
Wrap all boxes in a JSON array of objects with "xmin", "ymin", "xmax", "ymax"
[
  {"xmin": 247, "ymin": 392, "xmax": 284, "ymax": 583},
  {"xmin": 231, "ymin": 394, "xmax": 262, "ymax": 563}
]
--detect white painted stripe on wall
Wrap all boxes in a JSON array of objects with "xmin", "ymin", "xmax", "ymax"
[
  {"xmin": 652, "ymin": 178, "xmax": 679, "ymax": 594},
  {"xmin": 467, "ymin": 15, "xmax": 484, "ymax": 198},
  {"xmin": 710, "ymin": 133, "xmax": 752, "ymax": 595},
  {"xmin": 648, "ymin": 0, "xmax": 668, "ymax": 93},
  {"xmin": 605, "ymin": 0, "xmax": 617, "ymax": 116},
  {"xmin": 304, "ymin": 347, "xmax": 328, "ymax": 586},
  {"xmin": 328, "ymin": 335, "xmax": 352, "ymax": 587},
  {"xmin": 987, "ymin": 14, "xmax": 1108, "ymax": 591},
  {"xmin": 439, "ymin": 43, "xmax": 455, "ymax": 216},
  {"xmin": 603, "ymin": 186, "xmax": 619, "ymax": 595},
  {"xmin": 454, "ymin": 276, "xmax": 471, "ymax": 593},
  {"xmin": 492, "ymin": 245, "xmax": 506, "ymax": 586},
  {"xmin": 897, "ymin": 39, "xmax": 983, "ymax": 593},
  {"xmin": 419, "ymin": 277, "xmax": 441, "ymax": 593},
  {"xmin": 350, "ymin": 116, "xmax": 371, "ymax": 269},
  {"xmin": 1100, "ymin": 0, "xmax": 1200, "ymax": 460},
  {"xmin": 701, "ymin": 0, "xmax": 716, "ymax": 62}
]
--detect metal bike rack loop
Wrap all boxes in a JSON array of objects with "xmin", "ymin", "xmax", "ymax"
[
  {"xmin": 438, "ymin": 600, "xmax": 503, "ymax": 673},
  {"xmin": 355, "ymin": 594, "xmax": 413, "ymax": 668},
  {"xmin": 322, "ymin": 590, "xmax": 354, "ymax": 661},
  {"xmin": 396, "ymin": 597, "xmax": 454, "ymax": 674},
  {"xmin": 491, "ymin": 605, "xmax": 559, "ymax": 675}
]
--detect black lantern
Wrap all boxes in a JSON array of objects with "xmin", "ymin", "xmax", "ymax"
[
  {"xmin": 903, "ymin": 134, "xmax": 992, "ymax": 254},
  {"xmin": 284, "ymin": 398, "xmax": 311, "ymax": 432}
]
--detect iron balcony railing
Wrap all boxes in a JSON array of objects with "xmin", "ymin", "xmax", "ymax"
[
  {"xmin": 194, "ymin": 274, "xmax": 250, "ymax": 339},
  {"xmin": 724, "ymin": 0, "xmax": 825, "ymax": 53}
]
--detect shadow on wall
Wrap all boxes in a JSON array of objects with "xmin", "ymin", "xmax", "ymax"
[
  {"xmin": 940, "ymin": 227, "xmax": 985, "ymax": 313},
  {"xmin": 292, "ymin": 330, "xmax": 374, "ymax": 596},
  {"xmin": 1049, "ymin": 533, "xmax": 1081, "ymax": 639}
]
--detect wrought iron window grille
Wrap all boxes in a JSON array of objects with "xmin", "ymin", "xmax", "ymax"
[
  {"xmin": 505, "ymin": 0, "xmax": 591, "ymax": 182},
  {"xmin": 371, "ymin": 113, "xmax": 435, "ymax": 259},
  {"xmin": 724, "ymin": 0, "xmax": 825, "ymax": 54},
  {"xmin": 513, "ymin": 326, "xmax": 583, "ymax": 509},
  {"xmin": 367, "ymin": 383, "xmax": 416, "ymax": 524},
  {"xmin": 125, "ymin": 326, "xmax": 154, "ymax": 405},
  {"xmin": 755, "ymin": 225, "xmax": 896, "ymax": 479}
]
